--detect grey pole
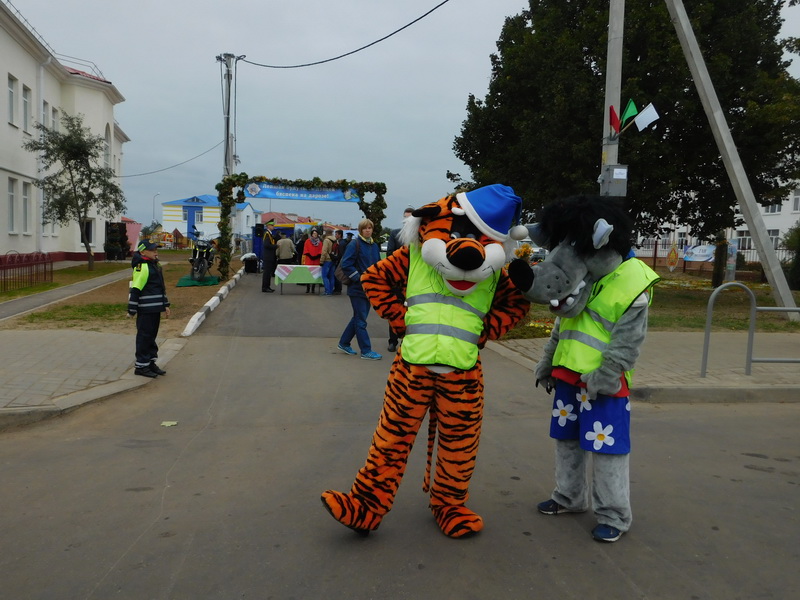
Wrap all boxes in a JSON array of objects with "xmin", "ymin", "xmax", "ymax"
[
  {"xmin": 217, "ymin": 52, "xmax": 235, "ymax": 178},
  {"xmin": 601, "ymin": 0, "xmax": 625, "ymax": 170},
  {"xmin": 664, "ymin": 0, "xmax": 798, "ymax": 321}
]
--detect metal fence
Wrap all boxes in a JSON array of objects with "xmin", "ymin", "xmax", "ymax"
[
  {"xmin": 636, "ymin": 239, "xmax": 795, "ymax": 264},
  {"xmin": 0, "ymin": 251, "xmax": 54, "ymax": 293}
]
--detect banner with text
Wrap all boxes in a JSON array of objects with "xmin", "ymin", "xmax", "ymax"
[{"xmin": 245, "ymin": 182, "xmax": 359, "ymax": 203}]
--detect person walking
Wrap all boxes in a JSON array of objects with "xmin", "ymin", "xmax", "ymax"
[
  {"xmin": 261, "ymin": 219, "xmax": 278, "ymax": 293},
  {"xmin": 127, "ymin": 241, "xmax": 170, "ymax": 378},
  {"xmin": 302, "ymin": 228, "xmax": 323, "ymax": 294},
  {"xmin": 385, "ymin": 206, "xmax": 415, "ymax": 352},
  {"xmin": 320, "ymin": 229, "xmax": 337, "ymax": 296},
  {"xmin": 337, "ymin": 219, "xmax": 382, "ymax": 360}
]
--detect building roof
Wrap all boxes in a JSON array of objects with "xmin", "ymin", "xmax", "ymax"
[{"xmin": 163, "ymin": 194, "xmax": 220, "ymax": 206}]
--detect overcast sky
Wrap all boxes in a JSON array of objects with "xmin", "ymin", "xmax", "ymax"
[{"xmin": 10, "ymin": 0, "xmax": 800, "ymax": 230}]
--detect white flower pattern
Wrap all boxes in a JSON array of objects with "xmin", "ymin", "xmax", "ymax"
[
  {"xmin": 576, "ymin": 389, "xmax": 592, "ymax": 412},
  {"xmin": 585, "ymin": 421, "xmax": 615, "ymax": 451},
  {"xmin": 552, "ymin": 400, "xmax": 578, "ymax": 427}
]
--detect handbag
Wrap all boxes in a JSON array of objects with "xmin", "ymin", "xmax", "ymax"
[{"xmin": 334, "ymin": 239, "xmax": 360, "ymax": 285}]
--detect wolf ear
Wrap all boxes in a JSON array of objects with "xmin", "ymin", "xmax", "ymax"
[
  {"xmin": 527, "ymin": 223, "xmax": 548, "ymax": 247},
  {"xmin": 592, "ymin": 218, "xmax": 614, "ymax": 249}
]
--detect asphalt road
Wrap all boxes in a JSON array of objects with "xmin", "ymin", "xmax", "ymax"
[{"xmin": 1, "ymin": 273, "xmax": 798, "ymax": 599}]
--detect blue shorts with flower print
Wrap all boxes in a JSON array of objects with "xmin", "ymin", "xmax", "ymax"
[{"xmin": 549, "ymin": 381, "xmax": 631, "ymax": 455}]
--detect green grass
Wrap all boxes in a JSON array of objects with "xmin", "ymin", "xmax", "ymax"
[
  {"xmin": 21, "ymin": 303, "xmax": 129, "ymax": 325},
  {"xmin": 503, "ymin": 272, "xmax": 800, "ymax": 339},
  {"xmin": 0, "ymin": 262, "xmax": 130, "ymax": 301}
]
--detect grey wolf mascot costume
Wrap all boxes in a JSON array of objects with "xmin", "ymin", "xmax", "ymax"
[{"xmin": 508, "ymin": 195, "xmax": 659, "ymax": 542}]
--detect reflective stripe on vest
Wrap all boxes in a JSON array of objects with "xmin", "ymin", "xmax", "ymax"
[
  {"xmin": 401, "ymin": 245, "xmax": 497, "ymax": 370},
  {"xmin": 553, "ymin": 258, "xmax": 660, "ymax": 386}
]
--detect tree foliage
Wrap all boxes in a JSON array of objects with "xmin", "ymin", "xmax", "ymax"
[
  {"xmin": 22, "ymin": 113, "xmax": 125, "ymax": 270},
  {"xmin": 454, "ymin": 0, "xmax": 800, "ymax": 239}
]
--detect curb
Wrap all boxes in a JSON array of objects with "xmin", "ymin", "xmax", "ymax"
[
  {"xmin": 0, "ymin": 267, "xmax": 244, "ymax": 431},
  {"xmin": 181, "ymin": 267, "xmax": 244, "ymax": 336},
  {"xmin": 486, "ymin": 341, "xmax": 800, "ymax": 404}
]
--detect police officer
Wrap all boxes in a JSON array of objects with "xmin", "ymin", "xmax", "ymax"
[{"xmin": 127, "ymin": 241, "xmax": 170, "ymax": 377}]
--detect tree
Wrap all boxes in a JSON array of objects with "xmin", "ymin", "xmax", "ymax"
[
  {"xmin": 783, "ymin": 220, "xmax": 800, "ymax": 289},
  {"xmin": 454, "ymin": 0, "xmax": 800, "ymax": 239},
  {"xmin": 23, "ymin": 113, "xmax": 126, "ymax": 270}
]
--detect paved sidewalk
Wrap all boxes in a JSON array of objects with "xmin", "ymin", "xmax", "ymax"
[
  {"xmin": 1, "ymin": 263, "xmax": 799, "ymax": 429},
  {"xmin": 492, "ymin": 331, "xmax": 800, "ymax": 403}
]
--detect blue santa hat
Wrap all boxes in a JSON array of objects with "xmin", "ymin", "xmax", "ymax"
[{"xmin": 456, "ymin": 184, "xmax": 528, "ymax": 242}]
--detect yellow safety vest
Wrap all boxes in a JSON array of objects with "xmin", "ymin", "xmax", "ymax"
[
  {"xmin": 552, "ymin": 258, "xmax": 660, "ymax": 386},
  {"xmin": 401, "ymin": 245, "xmax": 498, "ymax": 370}
]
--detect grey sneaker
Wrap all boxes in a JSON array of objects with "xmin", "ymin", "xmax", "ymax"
[{"xmin": 337, "ymin": 343, "xmax": 357, "ymax": 356}]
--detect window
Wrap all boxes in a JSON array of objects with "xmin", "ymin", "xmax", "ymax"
[
  {"xmin": 764, "ymin": 203, "xmax": 782, "ymax": 214},
  {"xmin": 677, "ymin": 231, "xmax": 687, "ymax": 248},
  {"xmin": 8, "ymin": 75, "xmax": 17, "ymax": 124},
  {"xmin": 737, "ymin": 230, "xmax": 752, "ymax": 251},
  {"xmin": 22, "ymin": 182, "xmax": 31, "ymax": 233},
  {"xmin": 793, "ymin": 189, "xmax": 800, "ymax": 212},
  {"xmin": 104, "ymin": 125, "xmax": 111, "ymax": 169},
  {"xmin": 182, "ymin": 207, "xmax": 189, "ymax": 221},
  {"xmin": 195, "ymin": 209, "xmax": 203, "ymax": 223},
  {"xmin": 22, "ymin": 86, "xmax": 31, "ymax": 132},
  {"xmin": 52, "ymin": 108, "xmax": 59, "ymax": 131},
  {"xmin": 42, "ymin": 101, "xmax": 49, "ymax": 129},
  {"xmin": 80, "ymin": 220, "xmax": 93, "ymax": 244},
  {"xmin": 8, "ymin": 178, "xmax": 17, "ymax": 232},
  {"xmin": 768, "ymin": 229, "xmax": 780, "ymax": 250}
]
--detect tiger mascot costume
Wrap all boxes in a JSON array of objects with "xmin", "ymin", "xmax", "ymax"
[{"xmin": 321, "ymin": 184, "xmax": 530, "ymax": 538}]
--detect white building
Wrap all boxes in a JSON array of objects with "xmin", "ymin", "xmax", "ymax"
[
  {"xmin": 1, "ymin": 1, "xmax": 128, "ymax": 259},
  {"xmin": 637, "ymin": 189, "xmax": 800, "ymax": 264}
]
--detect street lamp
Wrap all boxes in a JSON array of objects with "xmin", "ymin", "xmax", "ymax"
[{"xmin": 152, "ymin": 192, "xmax": 161, "ymax": 224}]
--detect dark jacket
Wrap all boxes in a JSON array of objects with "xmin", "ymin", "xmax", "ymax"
[
  {"xmin": 386, "ymin": 227, "xmax": 403, "ymax": 256},
  {"xmin": 339, "ymin": 236, "xmax": 381, "ymax": 298},
  {"xmin": 128, "ymin": 253, "xmax": 170, "ymax": 315}
]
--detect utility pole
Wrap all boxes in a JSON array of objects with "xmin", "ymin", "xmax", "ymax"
[
  {"xmin": 599, "ymin": 0, "xmax": 628, "ymax": 197},
  {"xmin": 217, "ymin": 52, "xmax": 236, "ymax": 178},
  {"xmin": 664, "ymin": 0, "xmax": 798, "ymax": 320}
]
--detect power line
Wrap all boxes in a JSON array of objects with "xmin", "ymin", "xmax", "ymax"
[
  {"xmin": 240, "ymin": 0, "xmax": 452, "ymax": 69},
  {"xmin": 120, "ymin": 140, "xmax": 225, "ymax": 177}
]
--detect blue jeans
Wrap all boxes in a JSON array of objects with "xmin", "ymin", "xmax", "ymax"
[
  {"xmin": 339, "ymin": 295, "xmax": 371, "ymax": 353},
  {"xmin": 321, "ymin": 261, "xmax": 335, "ymax": 295}
]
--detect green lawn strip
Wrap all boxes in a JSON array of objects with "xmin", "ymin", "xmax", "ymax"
[{"xmin": 22, "ymin": 303, "xmax": 128, "ymax": 323}]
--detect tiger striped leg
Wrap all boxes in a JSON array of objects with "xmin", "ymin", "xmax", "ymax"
[
  {"xmin": 431, "ymin": 505, "xmax": 484, "ymax": 538},
  {"xmin": 321, "ymin": 490, "xmax": 383, "ymax": 534},
  {"xmin": 427, "ymin": 362, "xmax": 485, "ymax": 538}
]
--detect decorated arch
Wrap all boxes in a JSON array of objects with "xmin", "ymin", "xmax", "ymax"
[{"xmin": 215, "ymin": 174, "xmax": 387, "ymax": 279}]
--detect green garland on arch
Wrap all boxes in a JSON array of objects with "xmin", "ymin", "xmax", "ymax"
[{"xmin": 215, "ymin": 174, "xmax": 387, "ymax": 280}]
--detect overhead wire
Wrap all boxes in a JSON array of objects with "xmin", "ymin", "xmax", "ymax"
[
  {"xmin": 240, "ymin": 0, "xmax": 452, "ymax": 69},
  {"xmin": 120, "ymin": 140, "xmax": 225, "ymax": 177},
  {"xmin": 124, "ymin": 2, "xmax": 451, "ymax": 178}
]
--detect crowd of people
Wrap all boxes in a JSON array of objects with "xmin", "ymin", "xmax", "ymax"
[{"xmin": 259, "ymin": 212, "xmax": 415, "ymax": 361}]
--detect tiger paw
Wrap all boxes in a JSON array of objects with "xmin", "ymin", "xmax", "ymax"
[
  {"xmin": 321, "ymin": 490, "xmax": 383, "ymax": 535},
  {"xmin": 431, "ymin": 505, "xmax": 484, "ymax": 538}
]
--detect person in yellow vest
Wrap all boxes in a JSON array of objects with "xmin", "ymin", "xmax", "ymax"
[
  {"xmin": 322, "ymin": 184, "xmax": 530, "ymax": 538},
  {"xmin": 508, "ymin": 195, "xmax": 660, "ymax": 543},
  {"xmin": 127, "ymin": 241, "xmax": 170, "ymax": 378}
]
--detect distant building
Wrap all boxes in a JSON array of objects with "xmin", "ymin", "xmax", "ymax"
[
  {"xmin": 161, "ymin": 195, "xmax": 222, "ymax": 241},
  {"xmin": 636, "ymin": 190, "xmax": 799, "ymax": 266},
  {"xmin": 0, "ymin": 2, "xmax": 128, "ymax": 259}
]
